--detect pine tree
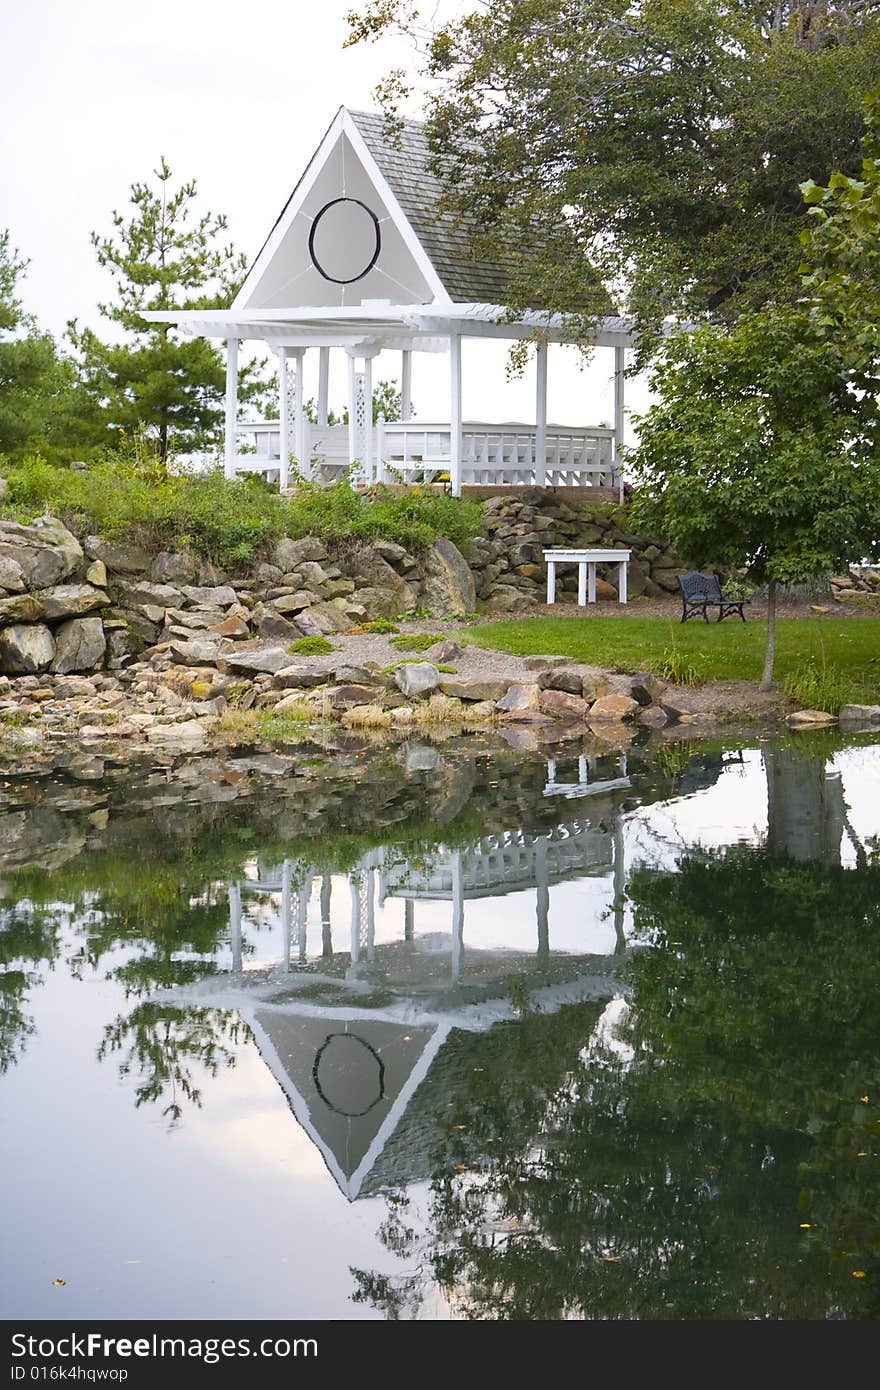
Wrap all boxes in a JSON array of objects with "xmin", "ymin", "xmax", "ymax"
[{"xmin": 70, "ymin": 158, "xmax": 271, "ymax": 462}]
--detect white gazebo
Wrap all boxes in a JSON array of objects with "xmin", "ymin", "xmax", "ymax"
[{"xmin": 146, "ymin": 107, "xmax": 636, "ymax": 497}]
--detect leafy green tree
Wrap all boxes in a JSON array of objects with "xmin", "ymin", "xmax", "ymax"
[
  {"xmin": 0, "ymin": 230, "xmax": 85, "ymax": 462},
  {"xmin": 70, "ymin": 158, "xmax": 272, "ymax": 463},
  {"xmin": 347, "ymin": 1, "xmax": 880, "ymax": 338}
]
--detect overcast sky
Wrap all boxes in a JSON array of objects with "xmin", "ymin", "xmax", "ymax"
[{"xmin": 1, "ymin": 0, "xmax": 648, "ymax": 428}]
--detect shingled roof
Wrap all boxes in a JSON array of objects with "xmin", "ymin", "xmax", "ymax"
[{"xmin": 348, "ymin": 109, "xmax": 518, "ymax": 306}]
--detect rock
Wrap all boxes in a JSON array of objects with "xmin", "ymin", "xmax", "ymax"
[
  {"xmin": 428, "ymin": 640, "xmax": 464, "ymax": 663},
  {"xmin": 224, "ymin": 647, "xmax": 291, "ymax": 675},
  {"xmin": 272, "ymin": 667, "xmax": 328, "ymax": 690},
  {"xmin": 210, "ymin": 614, "xmax": 250, "ymax": 640},
  {"xmin": 330, "ymin": 683, "xmax": 384, "ymax": 709},
  {"xmin": 0, "ymin": 556, "xmax": 26, "ymax": 592},
  {"xmin": 626, "ymin": 671, "xmax": 667, "ymax": 706},
  {"xmin": 786, "ymin": 709, "xmax": 838, "ymax": 728},
  {"xmin": 0, "ymin": 623, "xmax": 56, "ymax": 674},
  {"xmin": 372, "ymin": 539, "xmax": 408, "ymax": 565},
  {"xmin": 390, "ymin": 706, "xmax": 415, "ymax": 728},
  {"xmin": 85, "ymin": 536, "xmax": 151, "ymax": 574},
  {"xmin": 521, "ymin": 654, "xmax": 575, "ymax": 670},
  {"xmin": 272, "ymin": 691, "xmax": 310, "ymax": 714},
  {"xmin": 636, "ymin": 705, "xmax": 669, "ymax": 729},
  {"xmin": 838, "ymin": 703, "xmax": 880, "ymax": 726},
  {"xmin": 253, "ymin": 606, "xmax": 301, "ymax": 641},
  {"xmin": 589, "ymin": 693, "xmax": 640, "ymax": 721},
  {"xmin": 117, "ymin": 609, "xmax": 161, "ymax": 643},
  {"xmin": 0, "ymin": 594, "xmax": 45, "ymax": 624},
  {"xmin": 335, "ymin": 666, "xmax": 381, "ymax": 685},
  {"xmin": 393, "ymin": 661, "xmax": 441, "ymax": 698},
  {"xmin": 538, "ymin": 689, "xmax": 589, "ymax": 720},
  {"xmin": 272, "ymin": 590, "xmax": 319, "ymax": 614},
  {"xmin": 145, "ymin": 719, "xmax": 207, "ymax": 750},
  {"xmin": 0, "ymin": 517, "xmax": 83, "ymax": 586},
  {"xmin": 50, "ymin": 616, "xmax": 106, "ymax": 674},
  {"xmin": 39, "ymin": 584, "xmax": 110, "ymax": 621},
  {"xmin": 487, "ymin": 585, "xmax": 532, "ymax": 612},
  {"xmin": 170, "ymin": 637, "xmax": 221, "ymax": 666},
  {"xmin": 150, "ymin": 551, "xmax": 202, "ymax": 585},
  {"xmin": 495, "ymin": 682, "xmax": 541, "ymax": 713},
  {"xmin": 85, "ymin": 560, "xmax": 108, "ymax": 588},
  {"xmin": 350, "ymin": 548, "xmax": 417, "ymax": 615},
  {"xmin": 439, "ymin": 676, "xmax": 509, "ymax": 701},
  {"xmin": 295, "ymin": 601, "xmax": 351, "ymax": 635},
  {"xmin": 538, "ymin": 668, "xmax": 583, "ymax": 695},
  {"xmin": 180, "ymin": 584, "xmax": 238, "ymax": 608},
  {"xmin": 325, "ymin": 578, "xmax": 355, "ymax": 599},
  {"xmin": 592, "ymin": 577, "xmax": 620, "ymax": 600},
  {"xmin": 461, "ymin": 699, "xmax": 497, "ymax": 722},
  {"xmin": 120, "ymin": 581, "xmax": 181, "ymax": 610},
  {"xmin": 422, "ymin": 536, "xmax": 476, "ymax": 617},
  {"xmin": 272, "ymin": 536, "xmax": 327, "ymax": 570},
  {"xmin": 297, "ymin": 561, "xmax": 330, "ymax": 591}
]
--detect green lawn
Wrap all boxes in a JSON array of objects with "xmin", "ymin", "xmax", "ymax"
[{"xmin": 461, "ymin": 614, "xmax": 880, "ymax": 696}]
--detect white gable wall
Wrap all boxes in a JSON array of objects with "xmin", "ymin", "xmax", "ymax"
[{"xmin": 238, "ymin": 128, "xmax": 437, "ymax": 311}]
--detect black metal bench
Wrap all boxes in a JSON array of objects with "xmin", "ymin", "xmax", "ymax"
[{"xmin": 677, "ymin": 571, "xmax": 749, "ymax": 623}]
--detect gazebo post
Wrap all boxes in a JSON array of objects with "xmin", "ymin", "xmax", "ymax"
[
  {"xmin": 277, "ymin": 347, "xmax": 290, "ymax": 490},
  {"xmin": 449, "ymin": 333, "xmax": 462, "ymax": 497},
  {"xmin": 535, "ymin": 340, "xmax": 548, "ymax": 487},
  {"xmin": 347, "ymin": 352, "xmax": 358, "ymax": 471},
  {"xmin": 614, "ymin": 344, "xmax": 626, "ymax": 503},
  {"xmin": 224, "ymin": 337, "xmax": 239, "ymax": 479},
  {"xmin": 400, "ymin": 349, "xmax": 413, "ymax": 421},
  {"xmin": 292, "ymin": 348, "xmax": 307, "ymax": 481},
  {"xmin": 363, "ymin": 352, "xmax": 374, "ymax": 482},
  {"xmin": 317, "ymin": 346, "xmax": 330, "ymax": 427}
]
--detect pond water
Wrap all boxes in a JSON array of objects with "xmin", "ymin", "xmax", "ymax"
[{"xmin": 1, "ymin": 728, "xmax": 878, "ymax": 1321}]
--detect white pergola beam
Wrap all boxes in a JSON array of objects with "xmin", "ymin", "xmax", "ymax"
[
  {"xmin": 449, "ymin": 332, "xmax": 463, "ymax": 498},
  {"xmin": 401, "ymin": 349, "xmax": 413, "ymax": 421},
  {"xmin": 317, "ymin": 346, "xmax": 330, "ymax": 427}
]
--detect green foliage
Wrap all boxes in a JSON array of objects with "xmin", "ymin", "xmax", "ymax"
[
  {"xmin": 68, "ymin": 157, "xmax": 272, "ymax": 461},
  {"xmin": 349, "ymin": 1, "xmax": 880, "ymax": 338},
  {"xmin": 0, "ymin": 455, "xmax": 483, "ymax": 570},
  {"xmin": 362, "ymin": 618, "xmax": 400, "ymax": 634},
  {"xmin": 783, "ymin": 657, "xmax": 869, "ymax": 713},
  {"xmin": 286, "ymin": 636, "xmax": 335, "ymax": 655},
  {"xmin": 650, "ymin": 644, "xmax": 705, "ymax": 687},
  {"xmin": 389, "ymin": 632, "xmax": 444, "ymax": 651}
]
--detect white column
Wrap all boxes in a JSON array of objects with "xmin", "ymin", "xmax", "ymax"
[
  {"xmin": 224, "ymin": 337, "xmax": 239, "ymax": 478},
  {"xmin": 546, "ymin": 558, "xmax": 556, "ymax": 604},
  {"xmin": 317, "ymin": 346, "xmax": 330, "ymax": 427},
  {"xmin": 277, "ymin": 347, "xmax": 290, "ymax": 490},
  {"xmin": 401, "ymin": 349, "xmax": 413, "ymax": 421},
  {"xmin": 535, "ymin": 340, "xmax": 548, "ymax": 487},
  {"xmin": 363, "ymin": 353, "xmax": 374, "ymax": 482},
  {"xmin": 451, "ymin": 850, "xmax": 464, "ymax": 982},
  {"xmin": 404, "ymin": 898, "xmax": 414, "ymax": 942},
  {"xmin": 281, "ymin": 858, "xmax": 292, "ymax": 972},
  {"xmin": 588, "ymin": 561, "xmax": 597, "ymax": 603},
  {"xmin": 349, "ymin": 879, "xmax": 361, "ymax": 965},
  {"xmin": 618, "ymin": 557, "xmax": 628, "ymax": 604},
  {"xmin": 292, "ymin": 349, "xmax": 307, "ymax": 481},
  {"xmin": 614, "ymin": 344, "xmax": 626, "ymax": 504},
  {"xmin": 449, "ymin": 333, "xmax": 463, "ymax": 497},
  {"xmin": 347, "ymin": 352, "xmax": 358, "ymax": 471},
  {"xmin": 578, "ymin": 561, "xmax": 587, "ymax": 607}
]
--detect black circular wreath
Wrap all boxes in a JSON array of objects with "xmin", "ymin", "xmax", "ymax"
[
  {"xmin": 312, "ymin": 1031, "xmax": 386, "ymax": 1116},
  {"xmin": 308, "ymin": 198, "xmax": 382, "ymax": 284}
]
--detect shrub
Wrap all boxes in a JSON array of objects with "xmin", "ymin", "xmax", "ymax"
[
  {"xmin": 287, "ymin": 636, "xmax": 335, "ymax": 655},
  {"xmin": 0, "ymin": 456, "xmax": 484, "ymax": 571},
  {"xmin": 783, "ymin": 657, "xmax": 868, "ymax": 713},
  {"xmin": 389, "ymin": 632, "xmax": 444, "ymax": 651},
  {"xmin": 650, "ymin": 644, "xmax": 704, "ymax": 686},
  {"xmin": 362, "ymin": 618, "xmax": 400, "ymax": 634}
]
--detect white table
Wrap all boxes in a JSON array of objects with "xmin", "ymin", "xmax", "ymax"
[{"xmin": 543, "ymin": 547, "xmax": 631, "ymax": 605}]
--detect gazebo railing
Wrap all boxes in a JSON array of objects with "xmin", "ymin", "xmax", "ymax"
[{"xmin": 234, "ymin": 418, "xmax": 618, "ymax": 488}]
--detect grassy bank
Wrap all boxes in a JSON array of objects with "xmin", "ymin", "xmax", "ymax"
[
  {"xmin": 462, "ymin": 615, "xmax": 880, "ymax": 709},
  {"xmin": 0, "ymin": 454, "xmax": 483, "ymax": 570}
]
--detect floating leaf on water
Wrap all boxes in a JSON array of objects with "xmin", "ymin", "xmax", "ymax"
[{"xmin": 53, "ymin": 1278, "xmax": 66, "ymax": 1286}]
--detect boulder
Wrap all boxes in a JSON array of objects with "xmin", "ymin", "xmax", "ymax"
[
  {"xmin": 39, "ymin": 584, "xmax": 109, "ymax": 621},
  {"xmin": 0, "ymin": 594, "xmax": 45, "ymax": 624},
  {"xmin": 210, "ymin": 614, "xmax": 250, "ymax": 640},
  {"xmin": 145, "ymin": 719, "xmax": 208, "ymax": 750},
  {"xmin": 422, "ymin": 536, "xmax": 476, "ymax": 617},
  {"xmin": 120, "ymin": 581, "xmax": 181, "ymax": 610},
  {"xmin": 150, "ymin": 551, "xmax": 202, "ymax": 585},
  {"xmin": 496, "ymin": 682, "xmax": 541, "ymax": 713},
  {"xmin": 438, "ymin": 676, "xmax": 509, "ymax": 701},
  {"xmin": 170, "ymin": 637, "xmax": 222, "ymax": 666},
  {"xmin": 85, "ymin": 560, "xmax": 108, "ymax": 588},
  {"xmin": 85, "ymin": 536, "xmax": 151, "ymax": 574},
  {"xmin": 272, "ymin": 590, "xmax": 319, "ymax": 614},
  {"xmin": 838, "ymin": 703, "xmax": 880, "ymax": 726},
  {"xmin": 272, "ymin": 536, "xmax": 327, "ymax": 570},
  {"xmin": 50, "ymin": 617, "xmax": 107, "ymax": 674},
  {"xmin": 271, "ymin": 667, "xmax": 329, "ymax": 690},
  {"xmin": 628, "ymin": 671, "xmax": 668, "ymax": 706},
  {"xmin": 372, "ymin": 539, "xmax": 407, "ymax": 565},
  {"xmin": 350, "ymin": 548, "xmax": 417, "ymax": 615},
  {"xmin": 538, "ymin": 689, "xmax": 589, "ymax": 721},
  {"xmin": 588, "ymin": 693, "xmax": 640, "ymax": 721},
  {"xmin": 393, "ymin": 661, "xmax": 441, "ymax": 698},
  {"xmin": 330, "ymin": 684, "xmax": 385, "ymax": 710},
  {"xmin": 295, "ymin": 601, "xmax": 351, "ymax": 635},
  {"xmin": 636, "ymin": 705, "xmax": 669, "ymax": 729},
  {"xmin": 786, "ymin": 709, "xmax": 838, "ymax": 728},
  {"xmin": 252, "ymin": 605, "xmax": 300, "ymax": 642},
  {"xmin": 0, "ymin": 517, "xmax": 83, "ymax": 586},
  {"xmin": 0, "ymin": 556, "xmax": 26, "ymax": 593},
  {"xmin": 0, "ymin": 623, "xmax": 56, "ymax": 674},
  {"xmin": 428, "ymin": 640, "xmax": 464, "ymax": 663},
  {"xmin": 224, "ymin": 646, "xmax": 291, "ymax": 675},
  {"xmin": 335, "ymin": 666, "xmax": 382, "ymax": 686},
  {"xmin": 180, "ymin": 584, "xmax": 238, "ymax": 608},
  {"xmin": 538, "ymin": 668, "xmax": 583, "ymax": 695}
]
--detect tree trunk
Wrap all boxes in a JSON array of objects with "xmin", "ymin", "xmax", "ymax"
[{"xmin": 760, "ymin": 579, "xmax": 777, "ymax": 690}]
